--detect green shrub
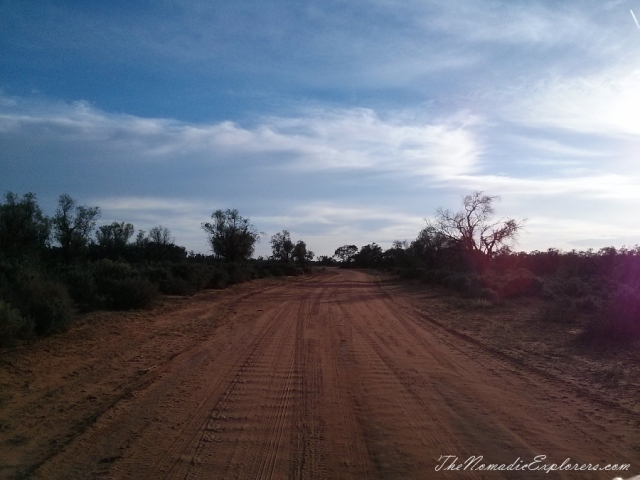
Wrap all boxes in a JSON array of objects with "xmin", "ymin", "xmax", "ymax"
[
  {"xmin": 258, "ymin": 267, "xmax": 273, "ymax": 278},
  {"xmin": 478, "ymin": 287, "xmax": 499, "ymax": 302},
  {"xmin": 0, "ymin": 299, "xmax": 33, "ymax": 346},
  {"xmin": 58, "ymin": 264, "xmax": 100, "ymax": 309},
  {"xmin": 170, "ymin": 263, "xmax": 210, "ymax": 291},
  {"xmin": 16, "ymin": 274, "xmax": 73, "ymax": 335},
  {"xmin": 206, "ymin": 267, "xmax": 230, "ymax": 289},
  {"xmin": 419, "ymin": 269, "xmax": 448, "ymax": 285},
  {"xmin": 400, "ymin": 267, "xmax": 422, "ymax": 280},
  {"xmin": 582, "ymin": 286, "xmax": 640, "ymax": 346},
  {"xmin": 140, "ymin": 264, "xmax": 170, "ymax": 286},
  {"xmin": 441, "ymin": 273, "xmax": 482, "ymax": 297},
  {"xmin": 482, "ymin": 269, "xmax": 541, "ymax": 299},
  {"xmin": 541, "ymin": 295, "xmax": 575, "ymax": 324},
  {"xmin": 160, "ymin": 275, "xmax": 193, "ymax": 295},
  {"xmin": 574, "ymin": 295, "xmax": 603, "ymax": 312},
  {"xmin": 105, "ymin": 278, "xmax": 158, "ymax": 310},
  {"xmin": 270, "ymin": 265, "xmax": 285, "ymax": 277},
  {"xmin": 93, "ymin": 259, "xmax": 136, "ymax": 293},
  {"xmin": 543, "ymin": 276, "xmax": 597, "ymax": 299},
  {"xmin": 224, "ymin": 263, "xmax": 253, "ymax": 285}
]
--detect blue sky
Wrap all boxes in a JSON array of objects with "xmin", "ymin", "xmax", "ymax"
[{"xmin": 1, "ymin": 0, "xmax": 640, "ymax": 257}]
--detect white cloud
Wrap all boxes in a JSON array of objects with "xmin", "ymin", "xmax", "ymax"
[
  {"xmin": 449, "ymin": 173, "xmax": 640, "ymax": 200},
  {"xmin": 0, "ymin": 97, "xmax": 482, "ymax": 179},
  {"xmin": 503, "ymin": 68, "xmax": 640, "ymax": 138},
  {"xmin": 2, "ymin": 94, "xmax": 640, "ymax": 256}
]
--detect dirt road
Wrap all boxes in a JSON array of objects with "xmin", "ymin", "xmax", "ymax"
[{"xmin": 1, "ymin": 269, "xmax": 638, "ymax": 479}]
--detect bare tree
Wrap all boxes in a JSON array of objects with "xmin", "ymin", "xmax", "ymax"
[
  {"xmin": 434, "ymin": 191, "xmax": 523, "ymax": 258},
  {"xmin": 53, "ymin": 194, "xmax": 100, "ymax": 263}
]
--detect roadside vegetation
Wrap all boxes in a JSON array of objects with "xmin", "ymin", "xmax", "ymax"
[
  {"xmin": 332, "ymin": 192, "xmax": 640, "ymax": 349},
  {"xmin": 2, "ymin": 189, "xmax": 638, "ymax": 350},
  {"xmin": 0, "ymin": 194, "xmax": 314, "ymax": 346}
]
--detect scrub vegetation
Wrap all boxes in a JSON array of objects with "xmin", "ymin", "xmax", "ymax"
[
  {"xmin": 0, "ymin": 192, "xmax": 313, "ymax": 346},
  {"xmin": 333, "ymin": 192, "xmax": 640, "ymax": 349},
  {"xmin": 1, "ymin": 190, "xmax": 638, "ymax": 350}
]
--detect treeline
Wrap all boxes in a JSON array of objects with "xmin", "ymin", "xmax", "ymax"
[
  {"xmin": 330, "ymin": 192, "xmax": 640, "ymax": 346},
  {"xmin": 3, "ymin": 189, "xmax": 638, "ymax": 348},
  {"xmin": 0, "ymin": 192, "xmax": 315, "ymax": 346}
]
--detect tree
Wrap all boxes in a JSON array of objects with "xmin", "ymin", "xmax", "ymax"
[
  {"xmin": 95, "ymin": 221, "xmax": 135, "ymax": 259},
  {"xmin": 433, "ymin": 191, "xmax": 523, "ymax": 266},
  {"xmin": 334, "ymin": 244, "xmax": 358, "ymax": 264},
  {"xmin": 410, "ymin": 224, "xmax": 453, "ymax": 269},
  {"xmin": 317, "ymin": 255, "xmax": 335, "ymax": 266},
  {"xmin": 202, "ymin": 209, "xmax": 261, "ymax": 262},
  {"xmin": 133, "ymin": 226, "xmax": 185, "ymax": 262},
  {"xmin": 148, "ymin": 225, "xmax": 173, "ymax": 245},
  {"xmin": 53, "ymin": 194, "xmax": 100, "ymax": 263},
  {"xmin": 270, "ymin": 230, "xmax": 294, "ymax": 262},
  {"xmin": 0, "ymin": 192, "xmax": 50, "ymax": 256},
  {"xmin": 354, "ymin": 243, "xmax": 383, "ymax": 268},
  {"xmin": 292, "ymin": 240, "xmax": 314, "ymax": 265}
]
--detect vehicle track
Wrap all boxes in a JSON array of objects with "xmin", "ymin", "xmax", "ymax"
[{"xmin": 1, "ymin": 270, "xmax": 637, "ymax": 479}]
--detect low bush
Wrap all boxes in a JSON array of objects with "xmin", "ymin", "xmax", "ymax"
[
  {"xmin": 160, "ymin": 275, "xmax": 193, "ymax": 295},
  {"xmin": 105, "ymin": 277, "xmax": 158, "ymax": 310},
  {"xmin": 400, "ymin": 267, "xmax": 422, "ymax": 280},
  {"xmin": 541, "ymin": 296, "xmax": 575, "ymax": 324},
  {"xmin": 171, "ymin": 263, "xmax": 210, "ymax": 291},
  {"xmin": 206, "ymin": 266, "xmax": 230, "ymax": 289},
  {"xmin": 482, "ymin": 269, "xmax": 542, "ymax": 299},
  {"xmin": 581, "ymin": 286, "xmax": 640, "ymax": 346},
  {"xmin": 0, "ymin": 299, "xmax": 34, "ymax": 346},
  {"xmin": 441, "ymin": 273, "xmax": 483, "ymax": 297},
  {"xmin": 224, "ymin": 262, "xmax": 253, "ymax": 285},
  {"xmin": 14, "ymin": 274, "xmax": 74, "ymax": 335},
  {"xmin": 541, "ymin": 275, "xmax": 610, "ymax": 300},
  {"xmin": 58, "ymin": 264, "xmax": 100, "ymax": 309},
  {"xmin": 140, "ymin": 264, "xmax": 170, "ymax": 286}
]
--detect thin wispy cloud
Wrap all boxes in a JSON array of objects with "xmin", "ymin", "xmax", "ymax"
[
  {"xmin": 502, "ymin": 68, "xmax": 640, "ymax": 138},
  {"xmin": 631, "ymin": 9, "xmax": 640, "ymax": 29},
  {"xmin": 0, "ymin": 97, "xmax": 482, "ymax": 178}
]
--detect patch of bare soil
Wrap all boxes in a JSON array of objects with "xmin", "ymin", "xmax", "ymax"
[
  {"xmin": 374, "ymin": 273, "xmax": 640, "ymax": 415},
  {"xmin": 1, "ymin": 269, "xmax": 638, "ymax": 479}
]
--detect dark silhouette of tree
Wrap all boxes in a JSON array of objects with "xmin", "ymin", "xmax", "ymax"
[
  {"xmin": 317, "ymin": 255, "xmax": 335, "ymax": 266},
  {"xmin": 202, "ymin": 209, "xmax": 261, "ymax": 262},
  {"xmin": 95, "ymin": 222, "xmax": 134, "ymax": 259},
  {"xmin": 410, "ymin": 223, "xmax": 455, "ymax": 269},
  {"xmin": 133, "ymin": 225, "xmax": 185, "ymax": 262},
  {"xmin": 382, "ymin": 240, "xmax": 410, "ymax": 268},
  {"xmin": 292, "ymin": 240, "xmax": 314, "ymax": 265},
  {"xmin": 148, "ymin": 225, "xmax": 173, "ymax": 245},
  {"xmin": 135, "ymin": 230, "xmax": 147, "ymax": 246},
  {"xmin": 434, "ymin": 191, "xmax": 523, "ymax": 265},
  {"xmin": 0, "ymin": 192, "xmax": 50, "ymax": 256},
  {"xmin": 270, "ymin": 230, "xmax": 294, "ymax": 262},
  {"xmin": 334, "ymin": 244, "xmax": 358, "ymax": 264},
  {"xmin": 53, "ymin": 194, "xmax": 100, "ymax": 263},
  {"xmin": 354, "ymin": 243, "xmax": 383, "ymax": 268}
]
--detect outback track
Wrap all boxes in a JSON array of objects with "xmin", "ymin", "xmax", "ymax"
[{"xmin": 0, "ymin": 269, "xmax": 638, "ymax": 479}]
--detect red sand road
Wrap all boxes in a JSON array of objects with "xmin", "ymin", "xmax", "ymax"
[{"xmin": 0, "ymin": 269, "xmax": 638, "ymax": 479}]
